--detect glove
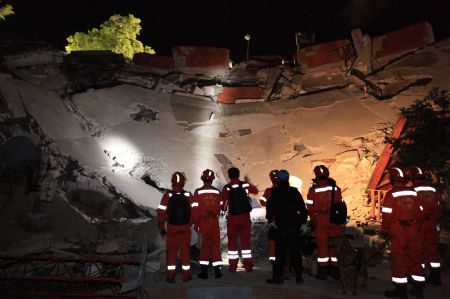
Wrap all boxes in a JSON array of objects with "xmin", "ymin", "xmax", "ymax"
[
  {"xmin": 265, "ymin": 222, "xmax": 278, "ymax": 231},
  {"xmin": 160, "ymin": 228, "xmax": 167, "ymax": 239},
  {"xmin": 300, "ymin": 224, "xmax": 308, "ymax": 236}
]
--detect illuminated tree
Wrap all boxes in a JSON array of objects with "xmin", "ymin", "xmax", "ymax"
[
  {"xmin": 0, "ymin": 1, "xmax": 14, "ymax": 22},
  {"xmin": 65, "ymin": 14, "xmax": 155, "ymax": 60},
  {"xmin": 386, "ymin": 88, "xmax": 450, "ymax": 191}
]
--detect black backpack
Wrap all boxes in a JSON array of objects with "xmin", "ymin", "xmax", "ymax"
[
  {"xmin": 167, "ymin": 191, "xmax": 191, "ymax": 225},
  {"xmin": 329, "ymin": 181, "xmax": 347, "ymax": 225},
  {"xmin": 228, "ymin": 183, "xmax": 253, "ymax": 215}
]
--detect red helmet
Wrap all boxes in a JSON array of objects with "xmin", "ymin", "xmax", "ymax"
[
  {"xmin": 389, "ymin": 167, "xmax": 406, "ymax": 182},
  {"xmin": 269, "ymin": 169, "xmax": 279, "ymax": 184},
  {"xmin": 314, "ymin": 165, "xmax": 329, "ymax": 178},
  {"xmin": 408, "ymin": 166, "xmax": 425, "ymax": 180},
  {"xmin": 171, "ymin": 171, "xmax": 186, "ymax": 187},
  {"xmin": 201, "ymin": 169, "xmax": 215, "ymax": 181}
]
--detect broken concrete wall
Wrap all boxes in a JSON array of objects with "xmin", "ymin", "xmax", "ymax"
[
  {"xmin": 372, "ymin": 22, "xmax": 435, "ymax": 64},
  {"xmin": 172, "ymin": 46, "xmax": 229, "ymax": 78},
  {"xmin": 2, "ymin": 48, "xmax": 63, "ymax": 68},
  {"xmin": 217, "ymin": 87, "xmax": 264, "ymax": 104},
  {"xmin": 298, "ymin": 39, "xmax": 353, "ymax": 71},
  {"xmin": 132, "ymin": 53, "xmax": 174, "ymax": 71}
]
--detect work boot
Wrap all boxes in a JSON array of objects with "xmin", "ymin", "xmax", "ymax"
[
  {"xmin": 197, "ymin": 265, "xmax": 208, "ymax": 279},
  {"xmin": 182, "ymin": 274, "xmax": 192, "ymax": 282},
  {"xmin": 214, "ymin": 266, "xmax": 222, "ymax": 279},
  {"xmin": 315, "ymin": 266, "xmax": 327, "ymax": 281},
  {"xmin": 409, "ymin": 282, "xmax": 423, "ymax": 299},
  {"xmin": 384, "ymin": 283, "xmax": 408, "ymax": 299},
  {"xmin": 328, "ymin": 265, "xmax": 340, "ymax": 280},
  {"xmin": 428, "ymin": 268, "xmax": 442, "ymax": 285},
  {"xmin": 295, "ymin": 271, "xmax": 304, "ymax": 285}
]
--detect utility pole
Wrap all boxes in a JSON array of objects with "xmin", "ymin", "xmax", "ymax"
[{"xmin": 244, "ymin": 34, "xmax": 251, "ymax": 61}]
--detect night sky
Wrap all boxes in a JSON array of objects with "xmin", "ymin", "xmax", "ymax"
[{"xmin": 1, "ymin": 0, "xmax": 450, "ymax": 61}]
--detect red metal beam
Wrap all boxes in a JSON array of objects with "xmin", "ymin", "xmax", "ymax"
[{"xmin": 366, "ymin": 116, "xmax": 407, "ymax": 191}]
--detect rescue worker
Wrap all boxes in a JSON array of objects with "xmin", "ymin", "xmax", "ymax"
[
  {"xmin": 157, "ymin": 172, "xmax": 195, "ymax": 283},
  {"xmin": 193, "ymin": 169, "xmax": 223, "ymax": 279},
  {"xmin": 266, "ymin": 169, "xmax": 308, "ymax": 285},
  {"xmin": 222, "ymin": 167, "xmax": 258, "ymax": 272},
  {"xmin": 306, "ymin": 165, "xmax": 342, "ymax": 280},
  {"xmin": 259, "ymin": 170, "xmax": 279, "ymax": 265},
  {"xmin": 382, "ymin": 167, "xmax": 425, "ymax": 299},
  {"xmin": 408, "ymin": 166, "xmax": 442, "ymax": 285}
]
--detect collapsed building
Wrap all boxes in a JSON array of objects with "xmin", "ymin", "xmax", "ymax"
[{"xmin": 0, "ymin": 22, "xmax": 448, "ymax": 296}]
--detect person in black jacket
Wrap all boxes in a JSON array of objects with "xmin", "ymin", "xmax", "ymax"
[{"xmin": 266, "ymin": 169, "xmax": 308, "ymax": 285}]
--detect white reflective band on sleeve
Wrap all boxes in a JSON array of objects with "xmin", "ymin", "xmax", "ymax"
[
  {"xmin": 315, "ymin": 186, "xmax": 337, "ymax": 193},
  {"xmin": 199, "ymin": 261, "xmax": 209, "ymax": 265},
  {"xmin": 176, "ymin": 173, "xmax": 180, "ymax": 183},
  {"xmin": 167, "ymin": 265, "xmax": 176, "ymax": 270},
  {"xmin": 382, "ymin": 207, "xmax": 393, "ymax": 213},
  {"xmin": 419, "ymin": 205, "xmax": 424, "ymax": 211},
  {"xmin": 198, "ymin": 189, "xmax": 220, "ymax": 195},
  {"xmin": 411, "ymin": 275, "xmax": 425, "ymax": 282},
  {"xmin": 220, "ymin": 201, "xmax": 223, "ymax": 205},
  {"xmin": 182, "ymin": 265, "xmax": 190, "ymax": 270},
  {"xmin": 392, "ymin": 277, "xmax": 408, "ymax": 283},
  {"xmin": 242, "ymin": 183, "xmax": 250, "ymax": 188},
  {"xmin": 414, "ymin": 186, "xmax": 436, "ymax": 192},
  {"xmin": 231, "ymin": 184, "xmax": 239, "ymax": 188},
  {"xmin": 191, "ymin": 202, "xmax": 199, "ymax": 207},
  {"xmin": 260, "ymin": 196, "xmax": 267, "ymax": 202},
  {"xmin": 430, "ymin": 262, "xmax": 441, "ymax": 268},
  {"xmin": 421, "ymin": 264, "xmax": 425, "ymax": 268},
  {"xmin": 184, "ymin": 192, "xmax": 190, "ymax": 197},
  {"xmin": 226, "ymin": 187, "xmax": 230, "ymax": 191},
  {"xmin": 317, "ymin": 257, "xmax": 330, "ymax": 262},
  {"xmin": 330, "ymin": 257, "xmax": 338, "ymax": 262},
  {"xmin": 393, "ymin": 167, "xmax": 404, "ymax": 177},
  {"xmin": 241, "ymin": 250, "xmax": 251, "ymax": 254},
  {"xmin": 269, "ymin": 257, "xmax": 276, "ymax": 261},
  {"xmin": 228, "ymin": 250, "xmax": 238, "ymax": 255},
  {"xmin": 212, "ymin": 261, "xmax": 223, "ymax": 266},
  {"xmin": 168, "ymin": 193, "xmax": 173, "ymax": 197},
  {"xmin": 242, "ymin": 254, "xmax": 252, "ymax": 259},
  {"xmin": 306, "ymin": 199, "xmax": 314, "ymax": 205},
  {"xmin": 392, "ymin": 190, "xmax": 417, "ymax": 197},
  {"xmin": 228, "ymin": 255, "xmax": 239, "ymax": 260},
  {"xmin": 158, "ymin": 204, "xmax": 167, "ymax": 210}
]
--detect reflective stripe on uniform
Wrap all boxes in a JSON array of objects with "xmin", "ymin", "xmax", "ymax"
[
  {"xmin": 198, "ymin": 189, "xmax": 220, "ymax": 194},
  {"xmin": 182, "ymin": 265, "xmax": 190, "ymax": 270},
  {"xmin": 199, "ymin": 261, "xmax": 209, "ymax": 265},
  {"xmin": 392, "ymin": 190, "xmax": 417, "ymax": 197},
  {"xmin": 228, "ymin": 255, "xmax": 239, "ymax": 260},
  {"xmin": 317, "ymin": 257, "xmax": 329, "ymax": 262},
  {"xmin": 392, "ymin": 277, "xmax": 408, "ymax": 283},
  {"xmin": 430, "ymin": 262, "xmax": 441, "ymax": 268},
  {"xmin": 167, "ymin": 265, "xmax": 176, "ymax": 270},
  {"xmin": 242, "ymin": 183, "xmax": 249, "ymax": 188},
  {"xmin": 241, "ymin": 250, "xmax": 251, "ymax": 254},
  {"xmin": 184, "ymin": 192, "xmax": 190, "ymax": 197},
  {"xmin": 411, "ymin": 275, "xmax": 425, "ymax": 282},
  {"xmin": 330, "ymin": 257, "xmax": 338, "ymax": 262},
  {"xmin": 306, "ymin": 199, "xmax": 313, "ymax": 205},
  {"xmin": 315, "ymin": 186, "xmax": 337, "ymax": 193},
  {"xmin": 191, "ymin": 202, "xmax": 199, "ymax": 207},
  {"xmin": 231, "ymin": 184, "xmax": 239, "ymax": 188},
  {"xmin": 382, "ymin": 207, "xmax": 392, "ymax": 213},
  {"xmin": 212, "ymin": 261, "xmax": 223, "ymax": 266},
  {"xmin": 269, "ymin": 257, "xmax": 276, "ymax": 261},
  {"xmin": 158, "ymin": 204, "xmax": 167, "ymax": 210},
  {"xmin": 414, "ymin": 186, "xmax": 436, "ymax": 192},
  {"xmin": 260, "ymin": 196, "xmax": 267, "ymax": 202}
]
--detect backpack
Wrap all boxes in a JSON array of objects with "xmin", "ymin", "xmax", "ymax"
[
  {"xmin": 228, "ymin": 183, "xmax": 253, "ymax": 215},
  {"xmin": 167, "ymin": 191, "xmax": 191, "ymax": 225},
  {"xmin": 328, "ymin": 181, "xmax": 347, "ymax": 225}
]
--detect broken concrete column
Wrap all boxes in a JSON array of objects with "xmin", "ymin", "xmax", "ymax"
[{"xmin": 351, "ymin": 28, "xmax": 373, "ymax": 74}]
